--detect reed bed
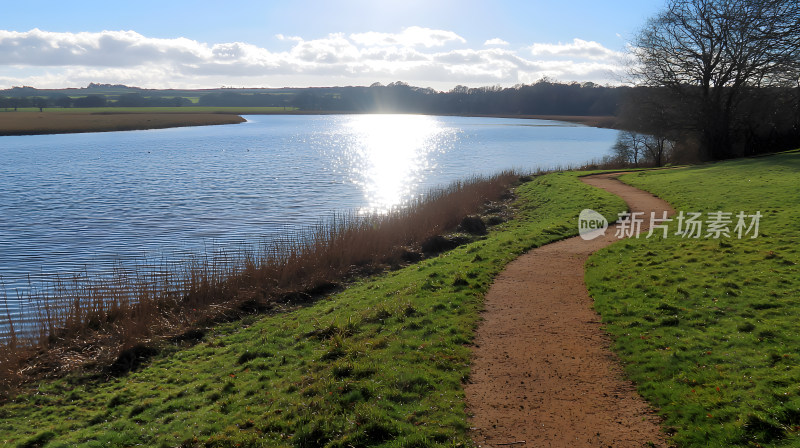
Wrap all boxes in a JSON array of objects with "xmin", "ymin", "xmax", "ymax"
[
  {"xmin": 0, "ymin": 111, "xmax": 245, "ymax": 136},
  {"xmin": 0, "ymin": 171, "xmax": 520, "ymax": 392}
]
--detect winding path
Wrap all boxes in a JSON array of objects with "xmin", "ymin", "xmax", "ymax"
[{"xmin": 465, "ymin": 173, "xmax": 674, "ymax": 447}]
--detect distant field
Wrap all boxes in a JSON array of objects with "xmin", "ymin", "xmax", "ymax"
[
  {"xmin": 0, "ymin": 111, "xmax": 246, "ymax": 135},
  {"xmin": 1, "ymin": 106, "xmax": 295, "ymax": 114}
]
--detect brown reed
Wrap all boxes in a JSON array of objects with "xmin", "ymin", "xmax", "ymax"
[{"xmin": 0, "ymin": 171, "xmax": 520, "ymax": 393}]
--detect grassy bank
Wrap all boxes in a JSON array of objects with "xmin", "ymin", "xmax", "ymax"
[
  {"xmin": 1, "ymin": 174, "xmax": 519, "ymax": 391},
  {"xmin": 0, "ymin": 172, "xmax": 624, "ymax": 447},
  {"xmin": 587, "ymin": 152, "xmax": 800, "ymax": 446}
]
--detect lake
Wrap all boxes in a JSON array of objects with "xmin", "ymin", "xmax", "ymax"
[{"xmin": 0, "ymin": 114, "xmax": 618, "ymax": 302}]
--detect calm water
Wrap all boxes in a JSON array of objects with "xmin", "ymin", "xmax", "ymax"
[{"xmin": 0, "ymin": 114, "xmax": 617, "ymax": 299}]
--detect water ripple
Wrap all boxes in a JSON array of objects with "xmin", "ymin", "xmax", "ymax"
[{"xmin": 0, "ymin": 115, "xmax": 618, "ymax": 305}]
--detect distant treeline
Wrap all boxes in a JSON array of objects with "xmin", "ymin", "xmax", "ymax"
[
  {"xmin": 0, "ymin": 94, "xmax": 192, "ymax": 110},
  {"xmin": 613, "ymin": 85, "xmax": 800, "ymax": 163},
  {"xmin": 3, "ymin": 80, "xmax": 798, "ymax": 162},
  {"xmin": 285, "ymin": 81, "xmax": 621, "ymax": 116},
  {"xmin": 0, "ymin": 80, "xmax": 622, "ymax": 116}
]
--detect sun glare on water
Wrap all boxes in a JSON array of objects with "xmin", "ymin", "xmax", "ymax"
[{"xmin": 342, "ymin": 114, "xmax": 452, "ymax": 212}]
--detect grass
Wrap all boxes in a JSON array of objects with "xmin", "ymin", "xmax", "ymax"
[
  {"xmin": 0, "ymin": 172, "xmax": 624, "ymax": 447},
  {"xmin": 587, "ymin": 152, "xmax": 800, "ymax": 447}
]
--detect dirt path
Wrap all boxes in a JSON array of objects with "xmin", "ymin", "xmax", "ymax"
[{"xmin": 465, "ymin": 173, "xmax": 674, "ymax": 448}]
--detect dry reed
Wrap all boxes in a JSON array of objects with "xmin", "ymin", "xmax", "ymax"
[
  {"xmin": 0, "ymin": 171, "xmax": 520, "ymax": 393},
  {"xmin": 0, "ymin": 112, "xmax": 245, "ymax": 136}
]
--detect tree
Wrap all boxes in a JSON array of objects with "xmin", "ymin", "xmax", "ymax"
[
  {"xmin": 33, "ymin": 97, "xmax": 47, "ymax": 112},
  {"xmin": 613, "ymin": 131, "xmax": 646, "ymax": 167},
  {"xmin": 115, "ymin": 93, "xmax": 148, "ymax": 107},
  {"xmin": 618, "ymin": 87, "xmax": 684, "ymax": 165},
  {"xmin": 9, "ymin": 97, "xmax": 30, "ymax": 111},
  {"xmin": 51, "ymin": 94, "xmax": 73, "ymax": 108},
  {"xmin": 74, "ymin": 95, "xmax": 107, "ymax": 108},
  {"xmin": 630, "ymin": 0, "xmax": 800, "ymax": 160},
  {"xmin": 641, "ymin": 133, "xmax": 674, "ymax": 167},
  {"xmin": 612, "ymin": 130, "xmax": 674, "ymax": 167},
  {"xmin": 169, "ymin": 97, "xmax": 191, "ymax": 107}
]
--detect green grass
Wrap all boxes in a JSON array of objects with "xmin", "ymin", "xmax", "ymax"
[
  {"xmin": 587, "ymin": 152, "xmax": 800, "ymax": 447},
  {"xmin": 0, "ymin": 172, "xmax": 624, "ymax": 447},
  {"xmin": 0, "ymin": 106, "xmax": 296, "ymax": 114}
]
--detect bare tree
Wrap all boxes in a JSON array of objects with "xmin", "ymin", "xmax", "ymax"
[
  {"xmin": 612, "ymin": 135, "xmax": 635, "ymax": 166},
  {"xmin": 642, "ymin": 134, "xmax": 674, "ymax": 167},
  {"xmin": 630, "ymin": 0, "xmax": 800, "ymax": 160},
  {"xmin": 613, "ymin": 131, "xmax": 646, "ymax": 167},
  {"xmin": 613, "ymin": 130, "xmax": 674, "ymax": 167}
]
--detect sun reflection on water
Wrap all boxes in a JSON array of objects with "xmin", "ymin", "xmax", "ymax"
[{"xmin": 338, "ymin": 114, "xmax": 455, "ymax": 212}]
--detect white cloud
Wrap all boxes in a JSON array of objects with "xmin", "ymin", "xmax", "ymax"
[
  {"xmin": 275, "ymin": 34, "xmax": 302, "ymax": 42},
  {"xmin": 0, "ymin": 29, "xmax": 209, "ymax": 67},
  {"xmin": 289, "ymin": 33, "xmax": 361, "ymax": 64},
  {"xmin": 530, "ymin": 38, "xmax": 623, "ymax": 61},
  {"xmin": 349, "ymin": 26, "xmax": 465, "ymax": 48},
  {"xmin": 484, "ymin": 38, "xmax": 509, "ymax": 46},
  {"xmin": 0, "ymin": 29, "xmax": 625, "ymax": 90}
]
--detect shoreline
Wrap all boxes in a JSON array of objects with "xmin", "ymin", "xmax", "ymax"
[
  {"xmin": 0, "ymin": 171, "xmax": 628, "ymax": 445},
  {"xmin": 4, "ymin": 154, "xmax": 798, "ymax": 445},
  {"xmin": 433, "ymin": 113, "xmax": 620, "ymax": 129},
  {"xmin": 0, "ymin": 110, "xmax": 618, "ymax": 136}
]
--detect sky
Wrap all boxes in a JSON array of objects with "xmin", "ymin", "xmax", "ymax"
[{"xmin": 0, "ymin": 0, "xmax": 666, "ymax": 91}]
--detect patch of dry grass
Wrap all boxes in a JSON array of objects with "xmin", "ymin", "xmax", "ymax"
[{"xmin": 0, "ymin": 111, "xmax": 245, "ymax": 135}]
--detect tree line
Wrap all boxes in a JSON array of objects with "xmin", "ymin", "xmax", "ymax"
[
  {"xmin": 0, "ymin": 93, "xmax": 192, "ymax": 111},
  {"xmin": 284, "ymin": 81, "xmax": 620, "ymax": 116},
  {"xmin": 615, "ymin": 0, "xmax": 800, "ymax": 163},
  {"xmin": 0, "ymin": 81, "xmax": 623, "ymax": 116}
]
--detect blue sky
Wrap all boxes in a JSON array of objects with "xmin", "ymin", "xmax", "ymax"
[{"xmin": 0, "ymin": 0, "xmax": 666, "ymax": 90}]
